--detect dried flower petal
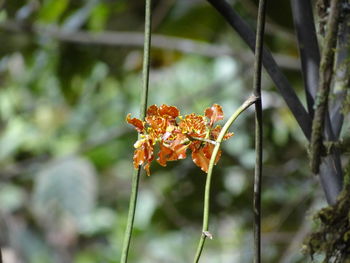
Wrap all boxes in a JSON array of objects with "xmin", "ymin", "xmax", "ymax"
[
  {"xmin": 147, "ymin": 105, "xmax": 159, "ymax": 116},
  {"xmin": 210, "ymin": 125, "xmax": 234, "ymax": 141},
  {"xmin": 159, "ymin": 104, "xmax": 180, "ymax": 118},
  {"xmin": 205, "ymin": 104, "xmax": 224, "ymax": 127},
  {"xmin": 126, "ymin": 114, "xmax": 145, "ymax": 133},
  {"xmin": 133, "ymin": 138, "xmax": 154, "ymax": 175},
  {"xmin": 202, "ymin": 143, "xmax": 221, "ymax": 165},
  {"xmin": 157, "ymin": 144, "xmax": 177, "ymax": 167},
  {"xmin": 191, "ymin": 148, "xmax": 210, "ymax": 173}
]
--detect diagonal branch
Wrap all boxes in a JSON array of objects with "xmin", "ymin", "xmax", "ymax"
[
  {"xmin": 290, "ymin": 0, "xmax": 320, "ymax": 117},
  {"xmin": 206, "ymin": 0, "xmax": 312, "ymax": 140}
]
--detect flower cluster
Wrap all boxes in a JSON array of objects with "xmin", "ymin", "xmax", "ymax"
[{"xmin": 126, "ymin": 104, "xmax": 233, "ymax": 175}]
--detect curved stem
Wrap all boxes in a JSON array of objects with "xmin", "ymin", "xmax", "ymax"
[
  {"xmin": 253, "ymin": 1, "xmax": 267, "ymax": 263},
  {"xmin": 120, "ymin": 0, "xmax": 152, "ymax": 262},
  {"xmin": 193, "ymin": 95, "xmax": 257, "ymax": 263}
]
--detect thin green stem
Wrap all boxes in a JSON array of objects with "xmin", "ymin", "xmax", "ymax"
[
  {"xmin": 193, "ymin": 95, "xmax": 257, "ymax": 263},
  {"xmin": 120, "ymin": 0, "xmax": 152, "ymax": 262},
  {"xmin": 120, "ymin": 169, "xmax": 141, "ymax": 263},
  {"xmin": 253, "ymin": 1, "xmax": 267, "ymax": 263}
]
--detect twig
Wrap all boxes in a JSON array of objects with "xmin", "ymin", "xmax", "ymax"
[
  {"xmin": 310, "ymin": 0, "xmax": 342, "ymax": 175},
  {"xmin": 0, "ymin": 20, "xmax": 300, "ymax": 70},
  {"xmin": 120, "ymin": 0, "xmax": 152, "ymax": 262},
  {"xmin": 206, "ymin": 0, "xmax": 312, "ymax": 139},
  {"xmin": 252, "ymin": 0, "xmax": 267, "ymax": 262},
  {"xmin": 193, "ymin": 95, "xmax": 258, "ymax": 263}
]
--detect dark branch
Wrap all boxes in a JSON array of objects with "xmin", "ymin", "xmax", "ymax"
[
  {"xmin": 206, "ymin": 0, "xmax": 312, "ymax": 139},
  {"xmin": 290, "ymin": 0, "xmax": 320, "ymax": 117}
]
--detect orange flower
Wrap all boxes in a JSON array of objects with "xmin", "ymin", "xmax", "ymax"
[
  {"xmin": 126, "ymin": 114, "xmax": 145, "ymax": 133},
  {"xmin": 133, "ymin": 137, "xmax": 154, "ymax": 176},
  {"xmin": 179, "ymin": 113, "xmax": 207, "ymax": 138},
  {"xmin": 146, "ymin": 104, "xmax": 179, "ymax": 138},
  {"xmin": 158, "ymin": 133, "xmax": 189, "ymax": 167},
  {"xmin": 205, "ymin": 104, "xmax": 224, "ymax": 127},
  {"xmin": 126, "ymin": 104, "xmax": 234, "ymax": 175}
]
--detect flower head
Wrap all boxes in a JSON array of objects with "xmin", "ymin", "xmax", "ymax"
[{"xmin": 126, "ymin": 104, "xmax": 233, "ymax": 175}]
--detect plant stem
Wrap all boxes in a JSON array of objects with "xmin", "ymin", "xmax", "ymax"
[
  {"xmin": 120, "ymin": 0, "xmax": 152, "ymax": 262},
  {"xmin": 253, "ymin": 1, "xmax": 267, "ymax": 263},
  {"xmin": 120, "ymin": 169, "xmax": 141, "ymax": 262},
  {"xmin": 193, "ymin": 95, "xmax": 257, "ymax": 263},
  {"xmin": 140, "ymin": 0, "xmax": 152, "ymax": 119}
]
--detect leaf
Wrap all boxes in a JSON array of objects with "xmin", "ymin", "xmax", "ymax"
[{"xmin": 205, "ymin": 104, "xmax": 224, "ymax": 127}]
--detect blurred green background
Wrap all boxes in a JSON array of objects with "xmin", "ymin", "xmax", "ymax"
[{"xmin": 0, "ymin": 0, "xmax": 326, "ymax": 262}]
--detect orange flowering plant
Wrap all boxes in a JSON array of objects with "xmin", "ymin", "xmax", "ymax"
[{"xmin": 126, "ymin": 104, "xmax": 233, "ymax": 175}]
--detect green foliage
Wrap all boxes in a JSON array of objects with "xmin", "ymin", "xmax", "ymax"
[{"xmin": 38, "ymin": 0, "xmax": 70, "ymax": 23}]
